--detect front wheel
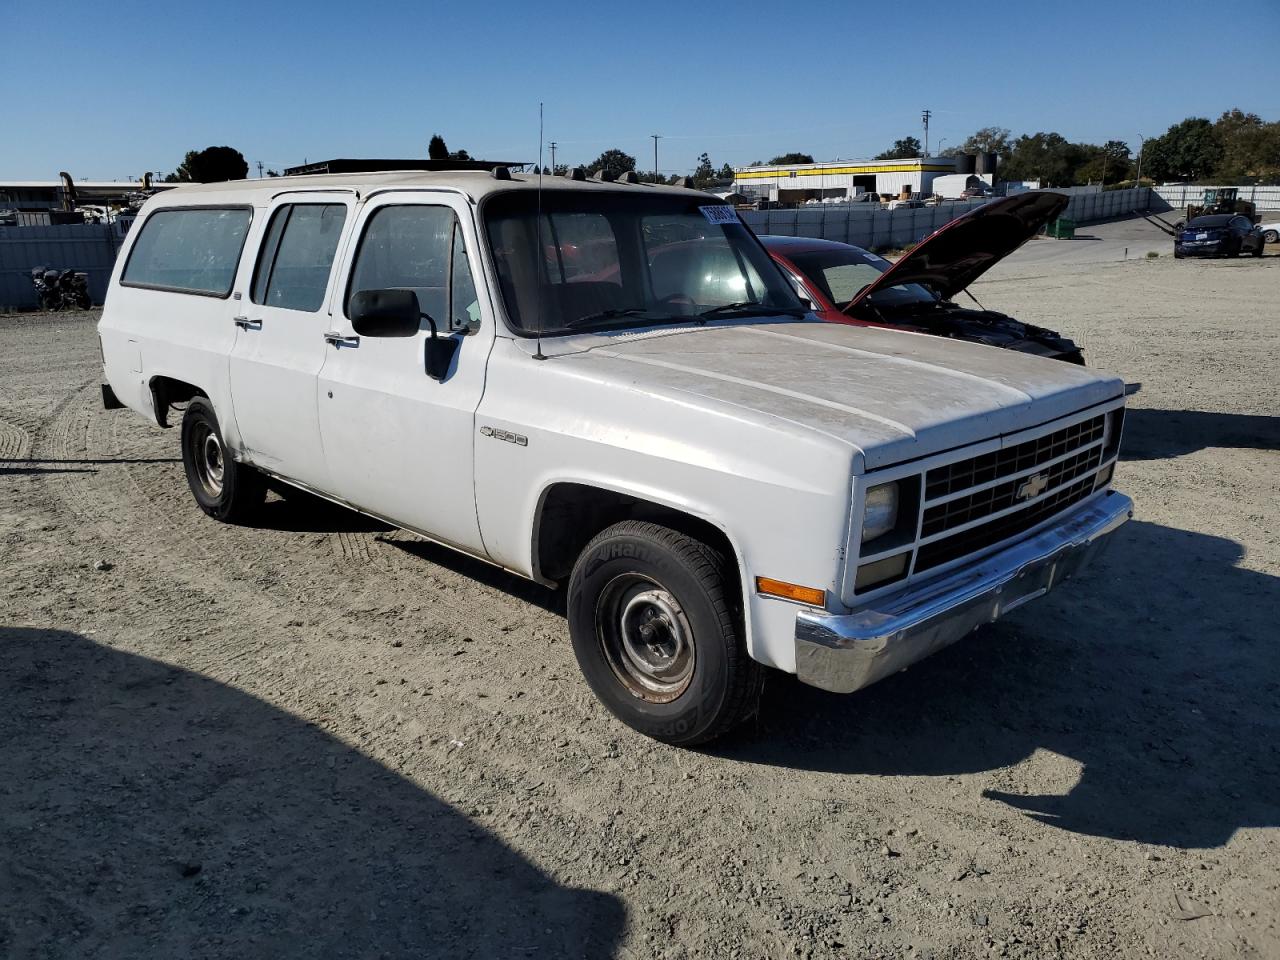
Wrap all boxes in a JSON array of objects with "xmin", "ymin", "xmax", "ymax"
[
  {"xmin": 1263, "ymin": 230, "xmax": 1278, "ymax": 244},
  {"xmin": 180, "ymin": 397, "xmax": 266, "ymax": 523},
  {"xmin": 567, "ymin": 521, "xmax": 763, "ymax": 746}
]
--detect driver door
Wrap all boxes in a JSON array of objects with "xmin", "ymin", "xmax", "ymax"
[{"xmin": 316, "ymin": 193, "xmax": 495, "ymax": 555}]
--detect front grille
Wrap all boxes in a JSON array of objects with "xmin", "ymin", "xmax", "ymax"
[
  {"xmin": 921, "ymin": 445, "xmax": 1103, "ymax": 536},
  {"xmin": 925, "ymin": 415, "xmax": 1105, "ymax": 500},
  {"xmin": 915, "ymin": 473, "xmax": 1098, "ymax": 573}
]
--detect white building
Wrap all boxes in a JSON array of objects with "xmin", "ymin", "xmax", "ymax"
[{"xmin": 732, "ymin": 157, "xmax": 961, "ymax": 204}]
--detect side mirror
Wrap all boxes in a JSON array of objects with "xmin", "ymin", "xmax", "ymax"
[
  {"xmin": 425, "ymin": 337, "xmax": 459, "ymax": 382},
  {"xmin": 349, "ymin": 289, "xmax": 421, "ymax": 338}
]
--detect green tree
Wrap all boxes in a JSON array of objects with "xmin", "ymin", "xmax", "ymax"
[
  {"xmin": 769, "ymin": 152, "xmax": 814, "ymax": 165},
  {"xmin": 1213, "ymin": 109, "xmax": 1280, "ymax": 182},
  {"xmin": 957, "ymin": 127, "xmax": 1012, "ymax": 158},
  {"xmin": 1141, "ymin": 118, "xmax": 1223, "ymax": 182},
  {"xmin": 999, "ymin": 132, "xmax": 1087, "ymax": 187},
  {"xmin": 585, "ymin": 148, "xmax": 637, "ymax": 178},
  {"xmin": 692, "ymin": 152, "xmax": 715, "ymax": 188},
  {"xmin": 718, "ymin": 162, "xmax": 735, "ymax": 181},
  {"xmin": 449, "ymin": 149, "xmax": 472, "ymax": 161},
  {"xmin": 265, "ymin": 169, "xmax": 280, "ymax": 178},
  {"xmin": 874, "ymin": 137, "xmax": 922, "ymax": 160},
  {"xmin": 165, "ymin": 146, "xmax": 249, "ymax": 183},
  {"xmin": 1075, "ymin": 140, "xmax": 1132, "ymax": 185},
  {"xmin": 428, "ymin": 134, "xmax": 449, "ymax": 160}
]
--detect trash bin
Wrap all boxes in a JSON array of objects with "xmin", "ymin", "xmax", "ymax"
[{"xmin": 1047, "ymin": 218, "xmax": 1076, "ymax": 239}]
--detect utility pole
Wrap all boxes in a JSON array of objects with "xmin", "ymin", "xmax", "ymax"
[
  {"xmin": 652, "ymin": 134, "xmax": 662, "ymax": 180},
  {"xmin": 256, "ymin": 160, "xmax": 264, "ymax": 179},
  {"xmin": 549, "ymin": 142, "xmax": 557, "ymax": 173},
  {"xmin": 1135, "ymin": 134, "xmax": 1146, "ymax": 186},
  {"xmin": 921, "ymin": 109, "xmax": 932, "ymax": 157}
]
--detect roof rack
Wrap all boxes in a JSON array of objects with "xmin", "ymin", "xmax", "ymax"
[{"xmin": 282, "ymin": 158, "xmax": 527, "ymax": 177}]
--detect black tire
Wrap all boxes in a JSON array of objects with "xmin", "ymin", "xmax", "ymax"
[
  {"xmin": 567, "ymin": 520, "xmax": 763, "ymax": 746},
  {"xmin": 180, "ymin": 397, "xmax": 266, "ymax": 523},
  {"xmin": 1253, "ymin": 241, "xmax": 1264, "ymax": 258}
]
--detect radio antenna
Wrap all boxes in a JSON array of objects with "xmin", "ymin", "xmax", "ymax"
[{"xmin": 533, "ymin": 101, "xmax": 547, "ymax": 361}]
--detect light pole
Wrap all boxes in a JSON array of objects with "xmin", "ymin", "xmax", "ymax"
[
  {"xmin": 936, "ymin": 138, "xmax": 947, "ymax": 156},
  {"xmin": 1135, "ymin": 134, "xmax": 1146, "ymax": 186},
  {"xmin": 651, "ymin": 134, "xmax": 662, "ymax": 180}
]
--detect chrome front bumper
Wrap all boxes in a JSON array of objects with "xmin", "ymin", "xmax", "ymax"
[{"xmin": 794, "ymin": 491, "xmax": 1133, "ymax": 694}]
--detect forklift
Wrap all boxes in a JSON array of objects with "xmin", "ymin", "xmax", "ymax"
[{"xmin": 1175, "ymin": 188, "xmax": 1259, "ymax": 230}]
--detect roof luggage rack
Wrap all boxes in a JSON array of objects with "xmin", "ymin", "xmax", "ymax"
[{"xmin": 282, "ymin": 158, "xmax": 527, "ymax": 176}]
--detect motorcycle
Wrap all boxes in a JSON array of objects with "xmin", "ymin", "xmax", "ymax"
[{"xmin": 30, "ymin": 267, "xmax": 92, "ymax": 310}]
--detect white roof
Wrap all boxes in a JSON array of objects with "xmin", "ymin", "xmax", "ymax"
[{"xmin": 142, "ymin": 170, "xmax": 704, "ymax": 206}]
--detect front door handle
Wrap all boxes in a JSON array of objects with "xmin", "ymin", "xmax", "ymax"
[
  {"xmin": 323, "ymin": 331, "xmax": 360, "ymax": 348},
  {"xmin": 233, "ymin": 316, "xmax": 262, "ymax": 330}
]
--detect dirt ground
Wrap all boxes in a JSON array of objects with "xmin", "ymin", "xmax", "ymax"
[{"xmin": 2, "ymin": 244, "xmax": 1278, "ymax": 959}]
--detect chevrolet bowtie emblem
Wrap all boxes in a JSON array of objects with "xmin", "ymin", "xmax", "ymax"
[{"xmin": 1016, "ymin": 472, "xmax": 1049, "ymax": 501}]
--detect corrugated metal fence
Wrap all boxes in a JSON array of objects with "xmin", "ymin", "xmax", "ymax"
[
  {"xmin": 742, "ymin": 187, "xmax": 1153, "ymax": 249},
  {"xmin": 0, "ymin": 222, "xmax": 125, "ymax": 310},
  {"xmin": 1153, "ymin": 184, "xmax": 1280, "ymax": 213}
]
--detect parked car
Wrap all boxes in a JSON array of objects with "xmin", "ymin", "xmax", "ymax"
[
  {"xmin": 888, "ymin": 198, "xmax": 924, "ymax": 210},
  {"xmin": 99, "ymin": 171, "xmax": 1131, "ymax": 745},
  {"xmin": 1174, "ymin": 214, "xmax": 1265, "ymax": 258},
  {"xmin": 1258, "ymin": 221, "xmax": 1279, "ymax": 244},
  {"xmin": 762, "ymin": 192, "xmax": 1086, "ymax": 364}
]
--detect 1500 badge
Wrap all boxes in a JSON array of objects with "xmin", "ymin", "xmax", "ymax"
[{"xmin": 480, "ymin": 425, "xmax": 528, "ymax": 447}]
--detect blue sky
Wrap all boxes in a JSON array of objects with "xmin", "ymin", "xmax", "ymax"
[{"xmin": 2, "ymin": 0, "xmax": 1277, "ymax": 181}]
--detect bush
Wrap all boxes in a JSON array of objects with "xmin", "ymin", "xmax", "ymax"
[{"xmin": 1146, "ymin": 251, "xmax": 1160, "ymax": 258}]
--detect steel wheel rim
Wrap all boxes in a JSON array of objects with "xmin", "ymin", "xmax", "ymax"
[
  {"xmin": 597, "ymin": 575, "xmax": 695, "ymax": 702},
  {"xmin": 192, "ymin": 422, "xmax": 225, "ymax": 498}
]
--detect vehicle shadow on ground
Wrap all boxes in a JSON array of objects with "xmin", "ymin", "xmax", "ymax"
[
  {"xmin": 0, "ymin": 627, "xmax": 625, "ymax": 958},
  {"xmin": 249, "ymin": 487, "xmax": 392, "ymax": 534},
  {"xmin": 716, "ymin": 520, "xmax": 1280, "ymax": 850},
  {"xmin": 387, "ymin": 538, "xmax": 567, "ymax": 615},
  {"xmin": 1120, "ymin": 408, "xmax": 1280, "ymax": 460},
  {"xmin": 1, "ymin": 456, "xmax": 181, "ymax": 476}
]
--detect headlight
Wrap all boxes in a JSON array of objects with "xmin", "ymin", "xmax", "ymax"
[{"xmin": 862, "ymin": 482, "xmax": 899, "ymax": 542}]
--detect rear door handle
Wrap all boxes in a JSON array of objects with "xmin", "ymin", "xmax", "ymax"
[
  {"xmin": 323, "ymin": 331, "xmax": 359, "ymax": 348},
  {"xmin": 233, "ymin": 316, "xmax": 262, "ymax": 330}
]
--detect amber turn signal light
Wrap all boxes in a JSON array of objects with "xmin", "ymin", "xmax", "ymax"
[{"xmin": 755, "ymin": 577, "xmax": 826, "ymax": 606}]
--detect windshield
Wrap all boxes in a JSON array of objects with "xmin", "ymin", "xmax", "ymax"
[
  {"xmin": 484, "ymin": 191, "xmax": 802, "ymax": 335},
  {"xmin": 787, "ymin": 247, "xmax": 937, "ymax": 310}
]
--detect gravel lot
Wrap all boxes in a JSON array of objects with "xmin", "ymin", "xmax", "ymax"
[{"xmin": 2, "ymin": 242, "xmax": 1277, "ymax": 959}]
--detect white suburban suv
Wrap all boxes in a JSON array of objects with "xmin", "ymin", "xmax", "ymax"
[{"xmin": 99, "ymin": 168, "xmax": 1132, "ymax": 744}]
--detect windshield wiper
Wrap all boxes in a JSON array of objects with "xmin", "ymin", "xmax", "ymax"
[
  {"xmin": 563, "ymin": 307, "xmax": 686, "ymax": 330},
  {"xmin": 697, "ymin": 301, "xmax": 805, "ymax": 320}
]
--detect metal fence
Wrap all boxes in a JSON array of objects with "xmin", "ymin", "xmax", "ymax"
[
  {"xmin": 0, "ymin": 222, "xmax": 125, "ymax": 310},
  {"xmin": 742, "ymin": 187, "xmax": 1153, "ymax": 249},
  {"xmin": 1153, "ymin": 184, "xmax": 1280, "ymax": 213}
]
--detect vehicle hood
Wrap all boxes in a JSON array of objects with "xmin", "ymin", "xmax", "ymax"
[
  {"xmin": 845, "ymin": 191, "xmax": 1070, "ymax": 310},
  {"xmin": 547, "ymin": 320, "xmax": 1122, "ymax": 472}
]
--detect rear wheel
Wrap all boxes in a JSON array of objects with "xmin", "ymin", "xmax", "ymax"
[
  {"xmin": 180, "ymin": 398, "xmax": 266, "ymax": 523},
  {"xmin": 567, "ymin": 520, "xmax": 763, "ymax": 746},
  {"xmin": 1263, "ymin": 229, "xmax": 1278, "ymax": 244}
]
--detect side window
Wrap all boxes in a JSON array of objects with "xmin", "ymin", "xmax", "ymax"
[
  {"xmin": 251, "ymin": 203, "xmax": 347, "ymax": 312},
  {"xmin": 449, "ymin": 220, "xmax": 479, "ymax": 331},
  {"xmin": 348, "ymin": 205, "xmax": 477, "ymax": 332},
  {"xmin": 122, "ymin": 207, "xmax": 251, "ymax": 296}
]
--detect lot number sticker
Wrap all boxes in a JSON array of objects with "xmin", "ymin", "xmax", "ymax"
[{"xmin": 700, "ymin": 205, "xmax": 740, "ymax": 225}]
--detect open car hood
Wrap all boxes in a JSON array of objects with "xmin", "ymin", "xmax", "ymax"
[{"xmin": 844, "ymin": 191, "xmax": 1070, "ymax": 311}]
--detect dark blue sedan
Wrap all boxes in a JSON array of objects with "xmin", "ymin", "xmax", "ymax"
[{"xmin": 1175, "ymin": 214, "xmax": 1265, "ymax": 259}]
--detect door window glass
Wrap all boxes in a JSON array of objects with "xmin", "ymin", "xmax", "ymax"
[
  {"xmin": 251, "ymin": 203, "xmax": 348, "ymax": 312},
  {"xmin": 348, "ymin": 205, "xmax": 455, "ymax": 329}
]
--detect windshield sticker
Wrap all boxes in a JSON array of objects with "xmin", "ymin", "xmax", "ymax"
[{"xmin": 699, "ymin": 205, "xmax": 739, "ymax": 225}]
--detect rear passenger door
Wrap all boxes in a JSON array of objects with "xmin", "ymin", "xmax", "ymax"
[{"xmin": 228, "ymin": 193, "xmax": 353, "ymax": 489}]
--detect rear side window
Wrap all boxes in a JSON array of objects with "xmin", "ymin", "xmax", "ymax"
[
  {"xmin": 251, "ymin": 203, "xmax": 348, "ymax": 312},
  {"xmin": 122, "ymin": 208, "xmax": 251, "ymax": 296}
]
